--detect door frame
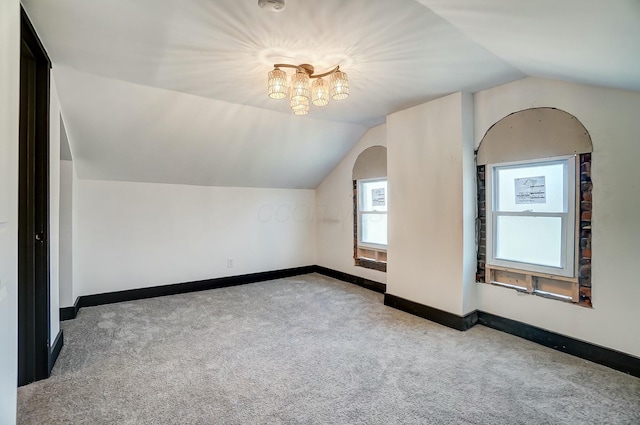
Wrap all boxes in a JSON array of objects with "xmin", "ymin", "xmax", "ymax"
[{"xmin": 18, "ymin": 7, "xmax": 52, "ymax": 386}]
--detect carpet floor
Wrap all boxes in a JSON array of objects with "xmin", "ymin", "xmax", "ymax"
[{"xmin": 17, "ymin": 273, "xmax": 640, "ymax": 424}]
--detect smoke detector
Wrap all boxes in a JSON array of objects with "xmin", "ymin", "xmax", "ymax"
[{"xmin": 258, "ymin": 0, "xmax": 286, "ymax": 12}]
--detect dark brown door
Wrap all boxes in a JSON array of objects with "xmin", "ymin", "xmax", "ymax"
[{"xmin": 18, "ymin": 8, "xmax": 51, "ymax": 386}]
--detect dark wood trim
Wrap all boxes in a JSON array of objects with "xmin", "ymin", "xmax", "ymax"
[
  {"xmin": 384, "ymin": 294, "xmax": 478, "ymax": 331},
  {"xmin": 314, "ymin": 265, "xmax": 386, "ymax": 294},
  {"xmin": 48, "ymin": 330, "xmax": 63, "ymax": 374},
  {"xmin": 18, "ymin": 7, "xmax": 51, "ymax": 387},
  {"xmin": 56, "ymin": 264, "xmax": 639, "ymax": 378},
  {"xmin": 382, "ymin": 293, "xmax": 640, "ymax": 377},
  {"xmin": 20, "ymin": 8, "xmax": 52, "ymax": 66},
  {"xmin": 75, "ymin": 266, "xmax": 316, "ymax": 309},
  {"xmin": 477, "ymin": 312, "xmax": 640, "ymax": 378},
  {"xmin": 59, "ymin": 297, "xmax": 80, "ymax": 321},
  {"xmin": 62, "ymin": 265, "xmax": 386, "ymax": 320}
]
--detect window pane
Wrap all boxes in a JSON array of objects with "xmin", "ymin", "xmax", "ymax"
[
  {"xmin": 496, "ymin": 162, "xmax": 565, "ymax": 213},
  {"xmin": 361, "ymin": 213, "xmax": 387, "ymax": 246},
  {"xmin": 495, "ymin": 215, "xmax": 562, "ymax": 268},
  {"xmin": 360, "ymin": 180, "xmax": 387, "ymax": 212}
]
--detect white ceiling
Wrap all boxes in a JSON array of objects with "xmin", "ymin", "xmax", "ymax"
[{"xmin": 22, "ymin": 0, "xmax": 640, "ymax": 189}]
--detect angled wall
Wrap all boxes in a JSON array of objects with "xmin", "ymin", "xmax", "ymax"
[{"xmin": 315, "ymin": 125, "xmax": 387, "ymax": 283}]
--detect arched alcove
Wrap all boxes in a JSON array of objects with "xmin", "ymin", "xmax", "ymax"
[
  {"xmin": 352, "ymin": 146, "xmax": 388, "ymax": 272},
  {"xmin": 476, "ymin": 108, "xmax": 594, "ymax": 307},
  {"xmin": 477, "ymin": 107, "xmax": 592, "ymax": 164},
  {"xmin": 352, "ymin": 145, "xmax": 387, "ymax": 180}
]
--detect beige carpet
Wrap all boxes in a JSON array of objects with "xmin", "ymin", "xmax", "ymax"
[{"xmin": 18, "ymin": 273, "xmax": 640, "ymax": 424}]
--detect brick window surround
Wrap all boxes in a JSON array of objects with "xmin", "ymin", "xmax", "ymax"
[{"xmin": 476, "ymin": 153, "xmax": 592, "ymax": 307}]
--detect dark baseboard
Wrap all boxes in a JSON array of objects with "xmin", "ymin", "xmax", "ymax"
[
  {"xmin": 60, "ymin": 297, "xmax": 80, "ymax": 321},
  {"xmin": 384, "ymin": 293, "xmax": 478, "ymax": 331},
  {"xmin": 55, "ymin": 265, "xmax": 639, "ymax": 378},
  {"xmin": 48, "ymin": 330, "xmax": 63, "ymax": 373},
  {"xmin": 61, "ymin": 265, "xmax": 385, "ymax": 321},
  {"xmin": 77, "ymin": 265, "xmax": 316, "ymax": 309},
  {"xmin": 314, "ymin": 265, "xmax": 386, "ymax": 294},
  {"xmin": 477, "ymin": 312, "xmax": 640, "ymax": 378},
  {"xmin": 382, "ymin": 293, "xmax": 640, "ymax": 377}
]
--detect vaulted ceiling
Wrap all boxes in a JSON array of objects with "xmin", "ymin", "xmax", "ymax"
[{"xmin": 22, "ymin": 0, "xmax": 640, "ymax": 188}]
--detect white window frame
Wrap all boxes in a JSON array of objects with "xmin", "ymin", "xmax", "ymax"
[
  {"xmin": 486, "ymin": 155, "xmax": 576, "ymax": 278},
  {"xmin": 357, "ymin": 177, "xmax": 387, "ymax": 251}
]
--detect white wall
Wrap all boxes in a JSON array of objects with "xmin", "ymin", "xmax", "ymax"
[
  {"xmin": 73, "ymin": 179, "xmax": 316, "ymax": 296},
  {"xmin": 460, "ymin": 92, "xmax": 477, "ymax": 314},
  {"xmin": 315, "ymin": 125, "xmax": 387, "ymax": 284},
  {"xmin": 474, "ymin": 77, "xmax": 640, "ymax": 357},
  {"xmin": 49, "ymin": 77, "xmax": 61, "ymax": 340},
  {"xmin": 387, "ymin": 92, "xmax": 476, "ymax": 316},
  {"xmin": 59, "ymin": 160, "xmax": 74, "ymax": 307},
  {"xmin": 0, "ymin": 1, "xmax": 20, "ymax": 423}
]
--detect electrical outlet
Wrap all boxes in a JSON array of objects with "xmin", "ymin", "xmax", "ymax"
[{"xmin": 227, "ymin": 258, "xmax": 234, "ymax": 268}]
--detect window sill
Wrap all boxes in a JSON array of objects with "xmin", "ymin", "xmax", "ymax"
[
  {"xmin": 355, "ymin": 257, "xmax": 387, "ymax": 273},
  {"xmin": 484, "ymin": 264, "xmax": 580, "ymax": 303}
]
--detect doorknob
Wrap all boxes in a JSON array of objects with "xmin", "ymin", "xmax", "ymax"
[{"xmin": 35, "ymin": 232, "xmax": 44, "ymax": 242}]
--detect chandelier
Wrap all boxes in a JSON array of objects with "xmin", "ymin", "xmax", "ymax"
[{"xmin": 267, "ymin": 63, "xmax": 349, "ymax": 115}]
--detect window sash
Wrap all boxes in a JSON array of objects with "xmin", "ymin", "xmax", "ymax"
[
  {"xmin": 486, "ymin": 156, "xmax": 576, "ymax": 278},
  {"xmin": 358, "ymin": 212, "xmax": 387, "ymax": 249},
  {"xmin": 358, "ymin": 178, "xmax": 387, "ymax": 250}
]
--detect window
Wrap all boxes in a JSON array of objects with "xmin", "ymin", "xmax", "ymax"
[
  {"xmin": 358, "ymin": 178, "xmax": 388, "ymax": 248},
  {"xmin": 486, "ymin": 156, "xmax": 576, "ymax": 278},
  {"xmin": 353, "ymin": 178, "xmax": 387, "ymax": 269}
]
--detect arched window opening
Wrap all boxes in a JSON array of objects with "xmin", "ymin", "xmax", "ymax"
[
  {"xmin": 352, "ymin": 146, "xmax": 387, "ymax": 272},
  {"xmin": 476, "ymin": 108, "xmax": 593, "ymax": 307}
]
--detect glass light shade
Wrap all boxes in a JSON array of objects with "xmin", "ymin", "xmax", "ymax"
[
  {"xmin": 290, "ymin": 71, "xmax": 310, "ymax": 101},
  {"xmin": 267, "ymin": 68, "xmax": 288, "ymax": 99},
  {"xmin": 290, "ymin": 96, "xmax": 309, "ymax": 115},
  {"xmin": 311, "ymin": 78, "xmax": 330, "ymax": 107},
  {"xmin": 330, "ymin": 70, "xmax": 349, "ymax": 100}
]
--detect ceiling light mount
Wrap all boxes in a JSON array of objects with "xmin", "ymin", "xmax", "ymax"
[
  {"xmin": 267, "ymin": 63, "xmax": 349, "ymax": 115},
  {"xmin": 257, "ymin": 0, "xmax": 286, "ymax": 12}
]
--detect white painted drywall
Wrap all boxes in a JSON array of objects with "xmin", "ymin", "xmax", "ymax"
[
  {"xmin": 59, "ymin": 160, "xmax": 74, "ymax": 307},
  {"xmin": 387, "ymin": 92, "xmax": 475, "ymax": 316},
  {"xmin": 460, "ymin": 92, "xmax": 477, "ymax": 314},
  {"xmin": 474, "ymin": 77, "xmax": 640, "ymax": 357},
  {"xmin": 0, "ymin": 1, "xmax": 20, "ymax": 423},
  {"xmin": 49, "ymin": 77, "xmax": 61, "ymax": 341},
  {"xmin": 315, "ymin": 125, "xmax": 387, "ymax": 284},
  {"xmin": 51, "ymin": 66, "xmax": 368, "ymax": 190},
  {"xmin": 73, "ymin": 180, "xmax": 316, "ymax": 296}
]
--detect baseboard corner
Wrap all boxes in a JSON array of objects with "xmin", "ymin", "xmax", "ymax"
[
  {"xmin": 384, "ymin": 293, "xmax": 477, "ymax": 331},
  {"xmin": 314, "ymin": 265, "xmax": 387, "ymax": 294},
  {"xmin": 60, "ymin": 297, "xmax": 80, "ymax": 321},
  {"xmin": 49, "ymin": 330, "xmax": 64, "ymax": 373}
]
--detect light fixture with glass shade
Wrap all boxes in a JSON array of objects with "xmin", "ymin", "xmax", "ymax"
[{"xmin": 267, "ymin": 63, "xmax": 349, "ymax": 115}]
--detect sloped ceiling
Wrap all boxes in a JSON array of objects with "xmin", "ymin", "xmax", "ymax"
[{"xmin": 21, "ymin": 0, "xmax": 640, "ymax": 189}]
